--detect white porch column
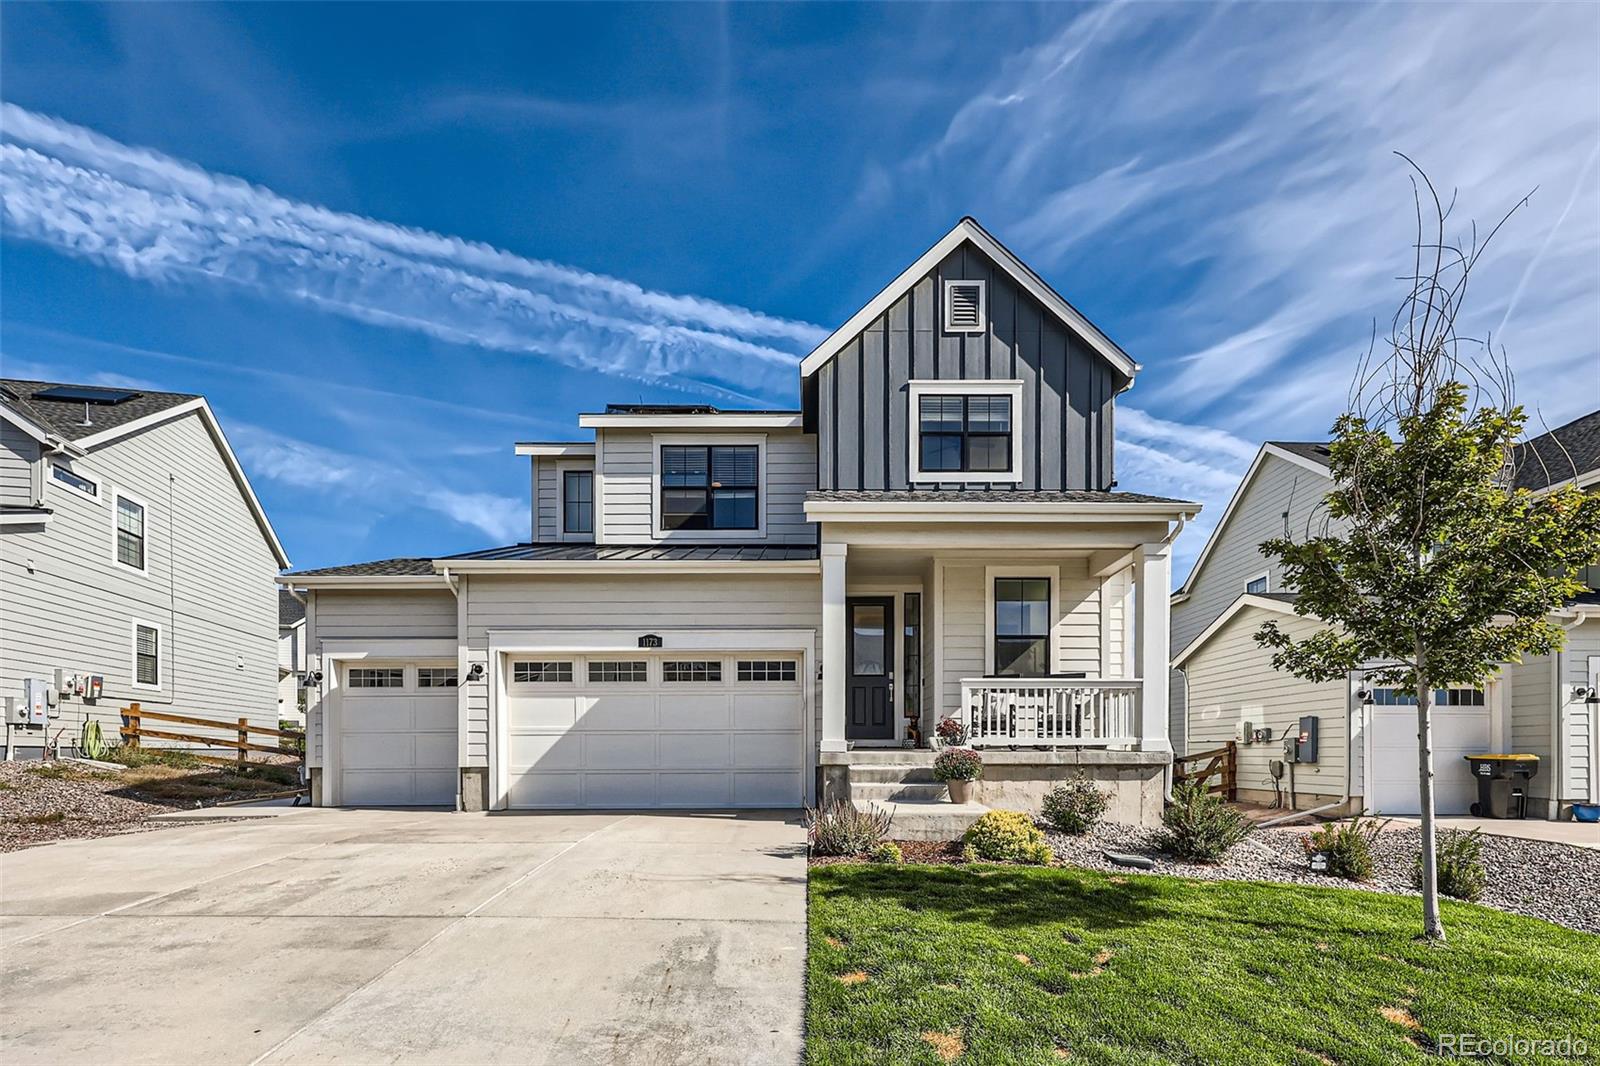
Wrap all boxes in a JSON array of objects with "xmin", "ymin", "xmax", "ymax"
[
  {"xmin": 1134, "ymin": 540, "xmax": 1173, "ymax": 753},
  {"xmin": 821, "ymin": 542, "xmax": 849, "ymax": 753}
]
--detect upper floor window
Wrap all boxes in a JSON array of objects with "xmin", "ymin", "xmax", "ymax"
[
  {"xmin": 52, "ymin": 464, "xmax": 98, "ymax": 498},
  {"xmin": 115, "ymin": 493, "xmax": 147, "ymax": 571},
  {"xmin": 1245, "ymin": 573, "xmax": 1269, "ymax": 595},
  {"xmin": 919, "ymin": 394, "xmax": 1012, "ymax": 474},
  {"xmin": 660, "ymin": 445, "xmax": 758, "ymax": 530},
  {"xmin": 563, "ymin": 470, "xmax": 593, "ymax": 535}
]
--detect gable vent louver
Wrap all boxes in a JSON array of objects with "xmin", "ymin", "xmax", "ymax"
[{"xmin": 943, "ymin": 280, "xmax": 986, "ymax": 333}]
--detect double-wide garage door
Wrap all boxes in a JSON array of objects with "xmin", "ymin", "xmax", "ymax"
[
  {"xmin": 338, "ymin": 662, "xmax": 458, "ymax": 806},
  {"xmin": 505, "ymin": 653, "xmax": 805, "ymax": 808}
]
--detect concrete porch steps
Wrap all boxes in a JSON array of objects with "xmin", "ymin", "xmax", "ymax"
[
  {"xmin": 873, "ymin": 799, "xmax": 990, "ymax": 841},
  {"xmin": 851, "ymin": 782, "xmax": 949, "ymax": 804}
]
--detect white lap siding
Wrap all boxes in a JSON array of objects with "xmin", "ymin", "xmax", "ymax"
[
  {"xmin": 1183, "ymin": 608, "xmax": 1349, "ymax": 804},
  {"xmin": 1, "ymin": 421, "xmax": 40, "ymax": 508}
]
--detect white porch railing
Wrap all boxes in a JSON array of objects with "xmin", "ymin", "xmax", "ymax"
[{"xmin": 958, "ymin": 678, "xmax": 1141, "ymax": 747}]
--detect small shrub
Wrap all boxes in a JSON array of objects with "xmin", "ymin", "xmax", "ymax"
[
  {"xmin": 935, "ymin": 718, "xmax": 968, "ymax": 746},
  {"xmin": 964, "ymin": 810, "xmax": 1051, "ymax": 864},
  {"xmin": 1040, "ymin": 775, "xmax": 1110, "ymax": 834},
  {"xmin": 870, "ymin": 842, "xmax": 903, "ymax": 865},
  {"xmin": 1416, "ymin": 828, "xmax": 1487, "ymax": 901},
  {"xmin": 932, "ymin": 748, "xmax": 983, "ymax": 782},
  {"xmin": 1157, "ymin": 780, "xmax": 1250, "ymax": 863},
  {"xmin": 805, "ymin": 801, "xmax": 894, "ymax": 857},
  {"xmin": 1301, "ymin": 815, "xmax": 1387, "ymax": 881},
  {"xmin": 961, "ymin": 843, "xmax": 980, "ymax": 864}
]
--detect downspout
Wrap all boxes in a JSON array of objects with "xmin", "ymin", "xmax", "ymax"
[
  {"xmin": 1256, "ymin": 672, "xmax": 1357, "ymax": 828},
  {"xmin": 1550, "ymin": 612, "xmax": 1585, "ymax": 820}
]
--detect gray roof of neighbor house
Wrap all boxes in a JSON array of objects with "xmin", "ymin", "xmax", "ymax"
[
  {"xmin": 286, "ymin": 557, "xmax": 438, "ymax": 578},
  {"xmin": 1266, "ymin": 441, "xmax": 1333, "ymax": 467},
  {"xmin": 444, "ymin": 543, "xmax": 820, "ymax": 563},
  {"xmin": 1513, "ymin": 410, "xmax": 1600, "ymax": 491},
  {"xmin": 278, "ymin": 588, "xmax": 306, "ymax": 627},
  {"xmin": 807, "ymin": 489, "xmax": 1196, "ymax": 506},
  {"xmin": 1, "ymin": 379, "xmax": 200, "ymax": 442}
]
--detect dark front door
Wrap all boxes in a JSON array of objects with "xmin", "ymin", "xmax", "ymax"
[{"xmin": 847, "ymin": 597, "xmax": 895, "ymax": 741}]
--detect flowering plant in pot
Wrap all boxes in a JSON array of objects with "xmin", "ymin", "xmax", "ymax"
[{"xmin": 932, "ymin": 747, "xmax": 983, "ymax": 804}]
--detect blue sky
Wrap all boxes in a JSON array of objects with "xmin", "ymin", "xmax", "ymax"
[{"xmin": 3, "ymin": 3, "xmax": 1597, "ymax": 581}]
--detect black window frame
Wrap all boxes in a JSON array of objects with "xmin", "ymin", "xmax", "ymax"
[
  {"xmin": 918, "ymin": 394, "xmax": 1013, "ymax": 474},
  {"xmin": 659, "ymin": 444, "xmax": 759, "ymax": 531},
  {"xmin": 993, "ymin": 577, "xmax": 1051, "ymax": 678},
  {"xmin": 562, "ymin": 470, "xmax": 593, "ymax": 535},
  {"xmin": 52, "ymin": 463, "xmax": 98, "ymax": 497}
]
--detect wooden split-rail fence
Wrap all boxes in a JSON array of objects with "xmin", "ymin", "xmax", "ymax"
[
  {"xmin": 1173, "ymin": 741, "xmax": 1238, "ymax": 801},
  {"xmin": 119, "ymin": 703, "xmax": 305, "ymax": 768}
]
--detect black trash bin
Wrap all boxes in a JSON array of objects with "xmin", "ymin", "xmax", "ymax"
[{"xmin": 1463, "ymin": 754, "xmax": 1539, "ymax": 819}]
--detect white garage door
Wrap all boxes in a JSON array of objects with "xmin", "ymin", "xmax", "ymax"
[
  {"xmin": 338, "ymin": 662, "xmax": 458, "ymax": 806},
  {"xmin": 505, "ymin": 654, "xmax": 805, "ymax": 809},
  {"xmin": 1366, "ymin": 687, "xmax": 1491, "ymax": 815}
]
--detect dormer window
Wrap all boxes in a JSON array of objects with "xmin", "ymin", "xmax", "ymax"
[
  {"xmin": 660, "ymin": 444, "xmax": 758, "ymax": 530},
  {"xmin": 907, "ymin": 380, "xmax": 1023, "ymax": 482}
]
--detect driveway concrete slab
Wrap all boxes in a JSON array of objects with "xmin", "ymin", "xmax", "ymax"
[
  {"xmin": 0, "ymin": 808, "xmax": 806, "ymax": 1065},
  {"xmin": 258, "ymin": 914, "xmax": 805, "ymax": 1066}
]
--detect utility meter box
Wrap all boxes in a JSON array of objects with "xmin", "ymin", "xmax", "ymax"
[
  {"xmin": 1293, "ymin": 715, "xmax": 1319, "ymax": 763},
  {"xmin": 22, "ymin": 679, "xmax": 49, "ymax": 726}
]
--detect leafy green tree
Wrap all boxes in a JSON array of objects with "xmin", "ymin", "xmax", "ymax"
[{"xmin": 1255, "ymin": 164, "xmax": 1600, "ymax": 941}]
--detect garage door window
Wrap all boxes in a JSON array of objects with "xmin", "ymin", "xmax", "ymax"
[
  {"xmin": 664, "ymin": 660, "xmax": 721, "ymax": 682},
  {"xmin": 589, "ymin": 660, "xmax": 648, "ymax": 683},
  {"xmin": 1370, "ymin": 687, "xmax": 1484, "ymax": 707},
  {"xmin": 349, "ymin": 667, "xmax": 404, "ymax": 688},
  {"xmin": 417, "ymin": 667, "xmax": 458, "ymax": 688},
  {"xmin": 737, "ymin": 659, "xmax": 797, "ymax": 682},
  {"xmin": 513, "ymin": 660, "xmax": 573, "ymax": 684}
]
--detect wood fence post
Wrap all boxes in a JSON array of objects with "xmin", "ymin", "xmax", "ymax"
[
  {"xmin": 237, "ymin": 717, "xmax": 249, "ymax": 769},
  {"xmin": 124, "ymin": 703, "xmax": 141, "ymax": 749},
  {"xmin": 1224, "ymin": 740, "xmax": 1238, "ymax": 802}
]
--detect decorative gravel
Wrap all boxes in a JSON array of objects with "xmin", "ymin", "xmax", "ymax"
[{"xmin": 1043, "ymin": 821, "xmax": 1600, "ymax": 934}]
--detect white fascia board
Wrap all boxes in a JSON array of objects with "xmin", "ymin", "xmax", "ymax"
[
  {"xmin": 278, "ymin": 574, "xmax": 447, "ymax": 589},
  {"xmin": 514, "ymin": 442, "xmax": 596, "ymax": 457},
  {"xmin": 487, "ymin": 627, "xmax": 815, "ymax": 653},
  {"xmin": 436, "ymin": 559, "xmax": 821, "ymax": 576},
  {"xmin": 798, "ymin": 218, "xmax": 1139, "ymax": 381},
  {"xmin": 1529, "ymin": 466, "xmax": 1600, "ymax": 496},
  {"xmin": 576, "ymin": 413, "xmax": 803, "ymax": 430},
  {"xmin": 0, "ymin": 510, "xmax": 52, "ymax": 526},
  {"xmin": 74, "ymin": 398, "xmax": 291, "ymax": 568},
  {"xmin": 1174, "ymin": 444, "xmax": 1332, "ymax": 598},
  {"xmin": 1172, "ymin": 593, "xmax": 1311, "ymax": 668},
  {"xmin": 803, "ymin": 500, "xmax": 1198, "ymax": 524},
  {"xmin": 0, "ymin": 403, "xmax": 53, "ymax": 443}
]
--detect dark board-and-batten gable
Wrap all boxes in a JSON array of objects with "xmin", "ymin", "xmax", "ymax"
[{"xmin": 801, "ymin": 219, "xmax": 1134, "ymax": 493}]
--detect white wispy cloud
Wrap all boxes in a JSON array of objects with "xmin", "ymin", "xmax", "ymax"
[
  {"xmin": 0, "ymin": 103, "xmax": 824, "ymax": 404},
  {"xmin": 228, "ymin": 422, "xmax": 524, "ymax": 543}
]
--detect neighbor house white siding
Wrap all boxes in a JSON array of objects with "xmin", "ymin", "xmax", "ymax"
[
  {"xmin": 1184, "ymin": 608, "xmax": 1349, "ymax": 805},
  {"xmin": 1, "ymin": 411, "xmax": 279, "ymax": 750},
  {"xmin": 1172, "ymin": 452, "xmax": 1336, "ymax": 751},
  {"xmin": 594, "ymin": 429, "xmax": 817, "ymax": 545},
  {"xmin": 1, "ymin": 420, "xmax": 40, "ymax": 509}
]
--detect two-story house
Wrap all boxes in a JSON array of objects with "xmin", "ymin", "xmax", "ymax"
[
  {"xmin": 1, "ymin": 379, "xmax": 290, "ymax": 758},
  {"xmin": 1171, "ymin": 411, "xmax": 1600, "ymax": 820},
  {"xmin": 281, "ymin": 219, "xmax": 1199, "ymax": 821}
]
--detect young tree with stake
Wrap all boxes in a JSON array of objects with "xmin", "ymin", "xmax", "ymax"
[{"xmin": 1255, "ymin": 160, "xmax": 1600, "ymax": 942}]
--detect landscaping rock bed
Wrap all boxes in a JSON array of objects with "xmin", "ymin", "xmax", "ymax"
[
  {"xmin": 1043, "ymin": 821, "xmax": 1600, "ymax": 934},
  {"xmin": 0, "ymin": 760, "xmax": 179, "ymax": 851}
]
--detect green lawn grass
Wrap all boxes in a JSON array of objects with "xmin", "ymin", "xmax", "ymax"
[{"xmin": 808, "ymin": 864, "xmax": 1598, "ymax": 1065}]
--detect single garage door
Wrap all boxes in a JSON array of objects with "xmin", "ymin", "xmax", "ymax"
[
  {"xmin": 1366, "ymin": 687, "xmax": 1491, "ymax": 815},
  {"xmin": 505, "ymin": 653, "xmax": 805, "ymax": 808},
  {"xmin": 338, "ymin": 662, "xmax": 458, "ymax": 806}
]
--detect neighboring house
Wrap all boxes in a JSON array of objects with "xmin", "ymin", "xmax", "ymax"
[
  {"xmin": 279, "ymin": 588, "xmax": 307, "ymax": 726},
  {"xmin": 1, "ymin": 379, "xmax": 289, "ymax": 758},
  {"xmin": 1171, "ymin": 411, "xmax": 1600, "ymax": 819},
  {"xmin": 281, "ymin": 218, "xmax": 1200, "ymax": 817}
]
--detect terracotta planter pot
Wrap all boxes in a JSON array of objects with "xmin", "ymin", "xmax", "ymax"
[{"xmin": 946, "ymin": 779, "xmax": 974, "ymax": 804}]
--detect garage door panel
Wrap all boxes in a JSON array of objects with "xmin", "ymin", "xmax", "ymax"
[
  {"xmin": 1369, "ymin": 709, "xmax": 1489, "ymax": 815},
  {"xmin": 658, "ymin": 733, "xmax": 730, "ymax": 769},
  {"xmin": 733, "ymin": 771, "xmax": 801, "ymax": 807},
  {"xmin": 343, "ymin": 733, "xmax": 418, "ymax": 769},
  {"xmin": 583, "ymin": 772, "xmax": 656, "ymax": 807},
  {"xmin": 732, "ymin": 732, "xmax": 801, "ymax": 769},
  {"xmin": 585, "ymin": 733, "xmax": 657, "ymax": 769},
  {"xmin": 580, "ymin": 696, "xmax": 657, "ymax": 731},
  {"xmin": 660, "ymin": 772, "xmax": 731, "ymax": 806},
  {"xmin": 414, "ymin": 732, "xmax": 459, "ymax": 766},
  {"xmin": 510, "ymin": 696, "xmax": 579, "ymax": 730},
  {"xmin": 343, "ymin": 700, "xmax": 413, "ymax": 733},
  {"xmin": 733, "ymin": 694, "xmax": 799, "ymax": 730},
  {"xmin": 342, "ymin": 770, "xmax": 454, "ymax": 807},
  {"xmin": 414, "ymin": 701, "xmax": 458, "ymax": 731},
  {"xmin": 511, "ymin": 771, "xmax": 580, "ymax": 808},
  {"xmin": 659, "ymin": 695, "xmax": 730, "ymax": 730},
  {"xmin": 510, "ymin": 732, "xmax": 583, "ymax": 770}
]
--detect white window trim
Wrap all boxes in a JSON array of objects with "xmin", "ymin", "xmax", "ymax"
[
  {"xmin": 983, "ymin": 565, "xmax": 1060, "ymax": 676},
  {"xmin": 943, "ymin": 278, "xmax": 987, "ymax": 334},
  {"xmin": 51, "ymin": 461, "xmax": 100, "ymax": 502},
  {"xmin": 555, "ymin": 460, "xmax": 595, "ymax": 542},
  {"xmin": 907, "ymin": 379, "xmax": 1025, "ymax": 484},
  {"xmin": 1244, "ymin": 571, "xmax": 1270, "ymax": 595},
  {"xmin": 650, "ymin": 433, "xmax": 768, "ymax": 541},
  {"xmin": 130, "ymin": 619, "xmax": 162, "ymax": 691},
  {"xmin": 111, "ymin": 487, "xmax": 151, "ymax": 577}
]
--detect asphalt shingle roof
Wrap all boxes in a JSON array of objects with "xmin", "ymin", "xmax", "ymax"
[
  {"xmin": 278, "ymin": 588, "xmax": 306, "ymax": 627},
  {"xmin": 1, "ymin": 379, "xmax": 199, "ymax": 442},
  {"xmin": 806, "ymin": 489, "xmax": 1195, "ymax": 505},
  {"xmin": 444, "ymin": 543, "xmax": 819, "ymax": 562},
  {"xmin": 1267, "ymin": 441, "xmax": 1333, "ymax": 467},
  {"xmin": 285, "ymin": 557, "xmax": 438, "ymax": 578},
  {"xmin": 1512, "ymin": 410, "xmax": 1600, "ymax": 491}
]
